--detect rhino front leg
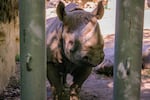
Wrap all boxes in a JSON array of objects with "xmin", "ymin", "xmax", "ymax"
[
  {"xmin": 47, "ymin": 63, "xmax": 64, "ymax": 100},
  {"xmin": 70, "ymin": 67, "xmax": 92, "ymax": 100}
]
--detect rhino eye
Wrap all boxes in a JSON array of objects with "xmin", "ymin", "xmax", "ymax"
[{"xmin": 69, "ymin": 40, "xmax": 74, "ymax": 45}]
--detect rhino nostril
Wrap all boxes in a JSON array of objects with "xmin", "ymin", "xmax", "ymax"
[
  {"xmin": 70, "ymin": 49, "xmax": 74, "ymax": 53},
  {"xmin": 101, "ymin": 53, "xmax": 105, "ymax": 61},
  {"xmin": 83, "ymin": 56, "xmax": 89, "ymax": 62}
]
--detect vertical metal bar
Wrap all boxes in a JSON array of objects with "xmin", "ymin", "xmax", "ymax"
[
  {"xmin": 19, "ymin": 0, "xmax": 46, "ymax": 100},
  {"xmin": 113, "ymin": 0, "xmax": 145, "ymax": 100}
]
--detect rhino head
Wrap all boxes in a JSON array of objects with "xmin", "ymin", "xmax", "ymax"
[{"xmin": 57, "ymin": 1, "xmax": 105, "ymax": 67}]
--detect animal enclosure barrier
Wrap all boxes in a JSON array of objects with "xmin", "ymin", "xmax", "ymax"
[
  {"xmin": 114, "ymin": 0, "xmax": 145, "ymax": 100},
  {"xmin": 19, "ymin": 0, "xmax": 46, "ymax": 100}
]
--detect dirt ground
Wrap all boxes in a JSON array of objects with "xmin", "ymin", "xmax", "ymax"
[
  {"xmin": 46, "ymin": 69, "xmax": 150, "ymax": 100},
  {"xmin": 0, "ymin": 66, "xmax": 150, "ymax": 100},
  {"xmin": 80, "ymin": 70, "xmax": 150, "ymax": 100}
]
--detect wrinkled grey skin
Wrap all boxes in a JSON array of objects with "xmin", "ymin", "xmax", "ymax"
[{"xmin": 46, "ymin": 1, "xmax": 104, "ymax": 99}]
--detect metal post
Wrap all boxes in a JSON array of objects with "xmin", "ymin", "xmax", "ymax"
[
  {"xmin": 114, "ymin": 0, "xmax": 145, "ymax": 100},
  {"xmin": 19, "ymin": 0, "xmax": 46, "ymax": 100}
]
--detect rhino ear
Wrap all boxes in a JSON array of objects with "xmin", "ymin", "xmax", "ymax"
[
  {"xmin": 56, "ymin": 1, "xmax": 66, "ymax": 21},
  {"xmin": 92, "ymin": 1, "xmax": 104, "ymax": 19}
]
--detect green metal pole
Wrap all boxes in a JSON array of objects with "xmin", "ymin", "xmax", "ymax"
[
  {"xmin": 114, "ymin": 0, "xmax": 144, "ymax": 100},
  {"xmin": 19, "ymin": 0, "xmax": 46, "ymax": 100}
]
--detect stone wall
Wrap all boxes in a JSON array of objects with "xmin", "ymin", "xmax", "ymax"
[{"xmin": 0, "ymin": 0, "xmax": 19, "ymax": 93}]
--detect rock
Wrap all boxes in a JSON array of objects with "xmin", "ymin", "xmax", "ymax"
[
  {"xmin": 95, "ymin": 29, "xmax": 150, "ymax": 76},
  {"xmin": 94, "ymin": 59, "xmax": 113, "ymax": 76},
  {"xmin": 142, "ymin": 48, "xmax": 150, "ymax": 69}
]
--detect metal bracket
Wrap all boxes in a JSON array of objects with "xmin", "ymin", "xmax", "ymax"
[
  {"xmin": 125, "ymin": 57, "xmax": 131, "ymax": 75},
  {"xmin": 26, "ymin": 53, "xmax": 32, "ymax": 71}
]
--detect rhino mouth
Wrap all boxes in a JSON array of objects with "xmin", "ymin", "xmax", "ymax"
[
  {"xmin": 69, "ymin": 55, "xmax": 101, "ymax": 67},
  {"xmin": 64, "ymin": 49, "xmax": 104, "ymax": 67},
  {"xmin": 82, "ymin": 56, "xmax": 103, "ymax": 67},
  {"xmin": 81, "ymin": 60, "xmax": 97, "ymax": 67}
]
